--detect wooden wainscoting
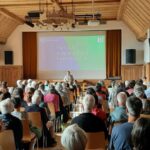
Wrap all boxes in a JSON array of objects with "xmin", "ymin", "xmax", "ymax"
[
  {"xmin": 121, "ymin": 64, "xmax": 144, "ymax": 81},
  {"xmin": 0, "ymin": 65, "xmax": 23, "ymax": 86},
  {"xmin": 145, "ymin": 63, "xmax": 150, "ymax": 82}
]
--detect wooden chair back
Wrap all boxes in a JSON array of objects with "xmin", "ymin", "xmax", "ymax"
[
  {"xmin": 86, "ymin": 132, "xmax": 106, "ymax": 150},
  {"xmin": 140, "ymin": 114, "xmax": 150, "ymax": 119},
  {"xmin": 21, "ymin": 119, "xmax": 36, "ymax": 143},
  {"xmin": 47, "ymin": 102, "xmax": 56, "ymax": 119},
  {"xmin": 0, "ymin": 130, "xmax": 16, "ymax": 150},
  {"xmin": 27, "ymin": 112, "xmax": 42, "ymax": 130},
  {"xmin": 69, "ymin": 91, "xmax": 74, "ymax": 103}
]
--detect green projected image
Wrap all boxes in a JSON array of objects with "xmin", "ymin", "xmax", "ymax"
[{"xmin": 63, "ymin": 35, "xmax": 105, "ymax": 70}]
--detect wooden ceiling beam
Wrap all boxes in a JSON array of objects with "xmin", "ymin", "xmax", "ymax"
[
  {"xmin": 0, "ymin": 8, "xmax": 24, "ymax": 23},
  {"xmin": 0, "ymin": 1, "xmax": 120, "ymax": 7},
  {"xmin": 117, "ymin": 0, "xmax": 129, "ymax": 20}
]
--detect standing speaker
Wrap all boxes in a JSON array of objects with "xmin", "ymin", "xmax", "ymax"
[
  {"xmin": 4, "ymin": 51, "xmax": 13, "ymax": 64},
  {"xmin": 126, "ymin": 49, "xmax": 136, "ymax": 64}
]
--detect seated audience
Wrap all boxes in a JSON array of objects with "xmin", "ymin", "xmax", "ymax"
[
  {"xmin": 110, "ymin": 92, "xmax": 128, "ymax": 122},
  {"xmin": 126, "ymin": 80, "xmax": 135, "ymax": 95},
  {"xmin": 142, "ymin": 99, "xmax": 150, "ymax": 114},
  {"xmin": 61, "ymin": 124, "xmax": 87, "ymax": 150},
  {"xmin": 133, "ymin": 85, "xmax": 147, "ymax": 109},
  {"xmin": 92, "ymin": 89, "xmax": 106, "ymax": 121},
  {"xmin": 71, "ymin": 94, "xmax": 108, "ymax": 138},
  {"xmin": 44, "ymin": 87, "xmax": 60, "ymax": 117},
  {"xmin": 24, "ymin": 87, "xmax": 35, "ymax": 106},
  {"xmin": 12, "ymin": 87, "xmax": 27, "ymax": 107},
  {"xmin": 11, "ymin": 97, "xmax": 27, "ymax": 119},
  {"xmin": 109, "ymin": 96, "xmax": 142, "ymax": 150},
  {"xmin": 144, "ymin": 82, "xmax": 150, "ymax": 98},
  {"xmin": 132, "ymin": 117, "xmax": 150, "ymax": 150},
  {"xmin": 0, "ymin": 98, "xmax": 23, "ymax": 150},
  {"xmin": 26, "ymin": 93, "xmax": 56, "ymax": 147}
]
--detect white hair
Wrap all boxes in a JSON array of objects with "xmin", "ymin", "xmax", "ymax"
[
  {"xmin": 82, "ymin": 94, "xmax": 95, "ymax": 112},
  {"xmin": 134, "ymin": 85, "xmax": 144, "ymax": 98},
  {"xmin": 61, "ymin": 124, "xmax": 87, "ymax": 150},
  {"xmin": 16, "ymin": 80, "xmax": 22, "ymax": 87},
  {"xmin": 31, "ymin": 94, "xmax": 41, "ymax": 105},
  {"xmin": 31, "ymin": 81, "xmax": 37, "ymax": 88},
  {"xmin": 117, "ymin": 92, "xmax": 127, "ymax": 105},
  {"xmin": 0, "ymin": 98, "xmax": 14, "ymax": 114},
  {"xmin": 55, "ymin": 82, "xmax": 63, "ymax": 91}
]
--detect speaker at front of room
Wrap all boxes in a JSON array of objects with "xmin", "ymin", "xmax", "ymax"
[
  {"xmin": 4, "ymin": 51, "xmax": 13, "ymax": 64},
  {"xmin": 126, "ymin": 49, "xmax": 136, "ymax": 64}
]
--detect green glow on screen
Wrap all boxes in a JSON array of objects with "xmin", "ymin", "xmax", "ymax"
[{"xmin": 64, "ymin": 35, "xmax": 105, "ymax": 70}]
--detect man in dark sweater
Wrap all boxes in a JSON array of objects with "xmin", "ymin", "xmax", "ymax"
[{"xmin": 71, "ymin": 94, "xmax": 108, "ymax": 138}]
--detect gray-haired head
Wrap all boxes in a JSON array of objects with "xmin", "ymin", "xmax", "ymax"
[
  {"xmin": 117, "ymin": 92, "xmax": 127, "ymax": 106},
  {"xmin": 82, "ymin": 94, "xmax": 95, "ymax": 112},
  {"xmin": 61, "ymin": 124, "xmax": 87, "ymax": 150},
  {"xmin": 55, "ymin": 82, "xmax": 63, "ymax": 92},
  {"xmin": 31, "ymin": 93, "xmax": 41, "ymax": 105},
  {"xmin": 134, "ymin": 85, "xmax": 144, "ymax": 98},
  {"xmin": 0, "ymin": 98, "xmax": 14, "ymax": 114},
  {"xmin": 126, "ymin": 96, "xmax": 142, "ymax": 117}
]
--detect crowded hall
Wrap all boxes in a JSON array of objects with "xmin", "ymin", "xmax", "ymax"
[{"xmin": 0, "ymin": 0, "xmax": 150, "ymax": 150}]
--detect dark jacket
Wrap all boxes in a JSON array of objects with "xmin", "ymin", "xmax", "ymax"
[{"xmin": 0, "ymin": 113, "xmax": 23, "ymax": 150}]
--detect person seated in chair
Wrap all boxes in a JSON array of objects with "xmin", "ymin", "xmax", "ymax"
[
  {"xmin": 71, "ymin": 94, "xmax": 108, "ymax": 138},
  {"xmin": 109, "ymin": 96, "xmax": 142, "ymax": 150},
  {"xmin": 131, "ymin": 117, "xmax": 150, "ymax": 150},
  {"xmin": 25, "ymin": 93, "xmax": 56, "ymax": 147},
  {"xmin": 110, "ymin": 92, "xmax": 128, "ymax": 122},
  {"xmin": 61, "ymin": 124, "xmax": 87, "ymax": 150},
  {"xmin": 0, "ymin": 98, "xmax": 23, "ymax": 150}
]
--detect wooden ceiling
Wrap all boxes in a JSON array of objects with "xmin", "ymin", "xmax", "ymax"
[{"xmin": 0, "ymin": 0, "xmax": 149, "ymax": 43}]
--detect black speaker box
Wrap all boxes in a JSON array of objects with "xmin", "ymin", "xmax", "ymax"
[
  {"xmin": 4, "ymin": 51, "xmax": 13, "ymax": 64},
  {"xmin": 28, "ymin": 12, "xmax": 40, "ymax": 18},
  {"xmin": 126, "ymin": 49, "xmax": 136, "ymax": 64}
]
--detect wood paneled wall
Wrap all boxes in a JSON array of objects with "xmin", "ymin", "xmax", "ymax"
[
  {"xmin": 0, "ymin": 65, "xmax": 23, "ymax": 86},
  {"xmin": 145, "ymin": 63, "xmax": 150, "ymax": 82},
  {"xmin": 0, "ymin": 64, "xmax": 147, "ymax": 87},
  {"xmin": 121, "ymin": 64, "xmax": 144, "ymax": 81}
]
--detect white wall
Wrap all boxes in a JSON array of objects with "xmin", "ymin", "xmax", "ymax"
[
  {"xmin": 144, "ymin": 29, "xmax": 150, "ymax": 63},
  {"xmin": 1, "ymin": 20, "xmax": 144, "ymax": 65}
]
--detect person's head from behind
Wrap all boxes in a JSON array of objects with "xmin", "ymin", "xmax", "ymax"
[
  {"xmin": 12, "ymin": 97, "xmax": 21, "ymax": 109},
  {"xmin": 0, "ymin": 98, "xmax": 14, "ymax": 114},
  {"xmin": 134, "ymin": 85, "xmax": 144, "ymax": 98},
  {"xmin": 86, "ymin": 87, "xmax": 96, "ymax": 95},
  {"xmin": 82, "ymin": 94, "xmax": 95, "ymax": 112},
  {"xmin": 126, "ymin": 96, "xmax": 142, "ymax": 118},
  {"xmin": 117, "ymin": 92, "xmax": 127, "ymax": 107},
  {"xmin": 31, "ymin": 93, "xmax": 41, "ymax": 105},
  {"xmin": 61, "ymin": 124, "xmax": 87, "ymax": 150},
  {"xmin": 132, "ymin": 117, "xmax": 150, "ymax": 150},
  {"xmin": 143, "ymin": 99, "xmax": 150, "ymax": 114},
  {"xmin": 12, "ymin": 87, "xmax": 24, "ymax": 99}
]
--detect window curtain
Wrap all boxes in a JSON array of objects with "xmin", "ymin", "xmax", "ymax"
[
  {"xmin": 23, "ymin": 32, "xmax": 37, "ymax": 79},
  {"xmin": 106, "ymin": 30, "xmax": 121, "ymax": 78}
]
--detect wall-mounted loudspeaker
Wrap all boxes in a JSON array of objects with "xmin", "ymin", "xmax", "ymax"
[
  {"xmin": 4, "ymin": 51, "xmax": 13, "ymax": 64},
  {"xmin": 126, "ymin": 49, "xmax": 136, "ymax": 64}
]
